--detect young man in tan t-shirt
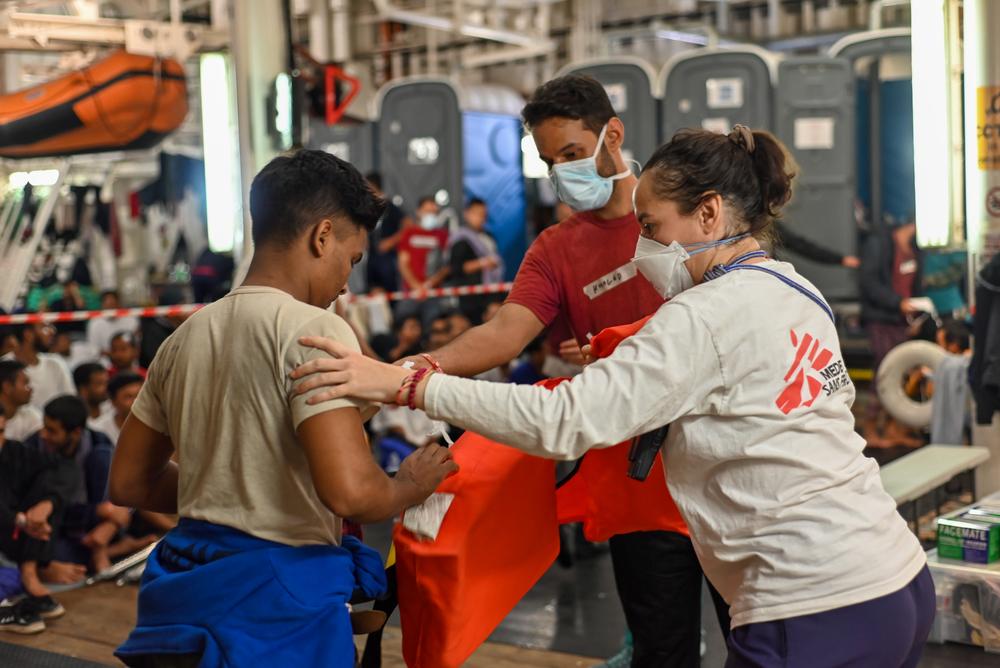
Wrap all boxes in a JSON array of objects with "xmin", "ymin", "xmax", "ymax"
[{"xmin": 109, "ymin": 150, "xmax": 456, "ymax": 667}]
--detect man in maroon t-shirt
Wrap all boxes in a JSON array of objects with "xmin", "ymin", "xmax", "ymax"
[
  {"xmin": 398, "ymin": 196, "xmax": 449, "ymax": 291},
  {"xmin": 401, "ymin": 75, "xmax": 728, "ymax": 667}
]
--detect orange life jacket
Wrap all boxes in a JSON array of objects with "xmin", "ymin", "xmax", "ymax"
[
  {"xmin": 394, "ymin": 315, "xmax": 689, "ymax": 666},
  {"xmin": 554, "ymin": 315, "xmax": 689, "ymax": 541},
  {"xmin": 394, "ymin": 433, "xmax": 559, "ymax": 668},
  {"xmin": 0, "ymin": 50, "xmax": 187, "ymax": 158}
]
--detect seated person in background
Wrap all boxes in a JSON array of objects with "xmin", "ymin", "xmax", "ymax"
[
  {"xmin": 91, "ymin": 372, "xmax": 144, "ymax": 444},
  {"xmin": 0, "ymin": 361, "xmax": 43, "ymax": 443},
  {"xmin": 0, "ymin": 413, "xmax": 79, "ymax": 630},
  {"xmin": 447, "ymin": 198, "xmax": 505, "ymax": 324},
  {"xmin": 87, "ymin": 291, "xmax": 139, "ymax": 357},
  {"xmin": 107, "ymin": 332, "xmax": 146, "ymax": 378},
  {"xmin": 371, "ymin": 315, "xmax": 422, "ymax": 363},
  {"xmin": 448, "ymin": 311, "xmax": 472, "ymax": 340},
  {"xmin": 73, "ymin": 362, "xmax": 110, "ymax": 428},
  {"xmin": 509, "ymin": 335, "xmax": 550, "ymax": 386},
  {"xmin": 25, "ymin": 396, "xmax": 123, "ymax": 575},
  {"xmin": 90, "ymin": 373, "xmax": 173, "ymax": 558},
  {"xmin": 427, "ymin": 314, "xmax": 453, "ymax": 351},
  {"xmin": 4, "ymin": 323, "xmax": 74, "ymax": 411},
  {"xmin": 0, "ymin": 323, "xmax": 16, "ymax": 357}
]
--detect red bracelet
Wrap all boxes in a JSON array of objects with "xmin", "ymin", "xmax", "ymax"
[
  {"xmin": 406, "ymin": 368, "xmax": 435, "ymax": 410},
  {"xmin": 420, "ymin": 353, "xmax": 444, "ymax": 373},
  {"xmin": 395, "ymin": 374, "xmax": 411, "ymax": 406}
]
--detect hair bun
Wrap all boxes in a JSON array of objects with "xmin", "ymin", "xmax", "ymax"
[{"xmin": 728, "ymin": 125, "xmax": 755, "ymax": 153}]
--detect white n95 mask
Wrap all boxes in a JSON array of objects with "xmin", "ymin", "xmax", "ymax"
[{"xmin": 631, "ymin": 236, "xmax": 694, "ymax": 299}]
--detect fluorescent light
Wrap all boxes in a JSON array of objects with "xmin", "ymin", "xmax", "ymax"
[
  {"xmin": 274, "ymin": 72, "xmax": 293, "ymax": 151},
  {"xmin": 200, "ymin": 53, "xmax": 242, "ymax": 254},
  {"xmin": 521, "ymin": 134, "xmax": 548, "ymax": 179},
  {"xmin": 7, "ymin": 170, "xmax": 60, "ymax": 188},
  {"xmin": 29, "ymin": 169, "xmax": 59, "ymax": 186},
  {"xmin": 911, "ymin": 0, "xmax": 951, "ymax": 248},
  {"xmin": 8, "ymin": 171, "xmax": 28, "ymax": 188}
]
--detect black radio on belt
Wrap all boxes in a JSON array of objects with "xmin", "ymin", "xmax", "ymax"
[{"xmin": 627, "ymin": 424, "xmax": 670, "ymax": 481}]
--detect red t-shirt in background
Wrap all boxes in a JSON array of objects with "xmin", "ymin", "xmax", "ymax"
[
  {"xmin": 398, "ymin": 227, "xmax": 449, "ymax": 286},
  {"xmin": 507, "ymin": 210, "xmax": 665, "ymax": 345}
]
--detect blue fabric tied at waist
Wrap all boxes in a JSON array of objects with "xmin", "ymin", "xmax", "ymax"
[{"xmin": 116, "ymin": 518, "xmax": 387, "ymax": 668}]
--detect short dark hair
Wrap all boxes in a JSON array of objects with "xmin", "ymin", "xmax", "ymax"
[
  {"xmin": 941, "ymin": 318, "xmax": 971, "ymax": 351},
  {"xmin": 365, "ymin": 172, "xmax": 382, "ymax": 190},
  {"xmin": 417, "ymin": 196, "xmax": 436, "ymax": 209},
  {"xmin": 466, "ymin": 197, "xmax": 486, "ymax": 209},
  {"xmin": 73, "ymin": 362, "xmax": 106, "ymax": 389},
  {"xmin": 249, "ymin": 149, "xmax": 385, "ymax": 247},
  {"xmin": 522, "ymin": 75, "xmax": 616, "ymax": 135},
  {"xmin": 108, "ymin": 372, "xmax": 144, "ymax": 399},
  {"xmin": 110, "ymin": 331, "xmax": 136, "ymax": 347},
  {"xmin": 11, "ymin": 323, "xmax": 31, "ymax": 343},
  {"xmin": 45, "ymin": 395, "xmax": 88, "ymax": 432},
  {"xmin": 0, "ymin": 360, "xmax": 25, "ymax": 388},
  {"xmin": 100, "ymin": 290, "xmax": 120, "ymax": 301}
]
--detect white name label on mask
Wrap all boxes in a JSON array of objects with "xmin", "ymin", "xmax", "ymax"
[{"xmin": 583, "ymin": 262, "xmax": 638, "ymax": 300}]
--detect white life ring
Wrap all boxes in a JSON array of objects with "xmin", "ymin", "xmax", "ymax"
[{"xmin": 875, "ymin": 340, "xmax": 947, "ymax": 429}]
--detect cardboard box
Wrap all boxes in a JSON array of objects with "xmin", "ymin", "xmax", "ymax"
[{"xmin": 938, "ymin": 512, "xmax": 1000, "ymax": 563}]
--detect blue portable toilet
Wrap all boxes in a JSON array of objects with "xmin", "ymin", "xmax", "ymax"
[
  {"xmin": 830, "ymin": 29, "xmax": 914, "ymax": 229},
  {"xmin": 376, "ymin": 78, "xmax": 526, "ymax": 280}
]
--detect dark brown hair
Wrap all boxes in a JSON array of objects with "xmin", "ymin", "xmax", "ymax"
[
  {"xmin": 521, "ymin": 75, "xmax": 616, "ymax": 135},
  {"xmin": 641, "ymin": 128, "xmax": 796, "ymax": 236}
]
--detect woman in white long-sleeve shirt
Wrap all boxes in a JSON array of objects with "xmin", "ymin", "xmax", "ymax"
[{"xmin": 291, "ymin": 126, "xmax": 934, "ymax": 668}]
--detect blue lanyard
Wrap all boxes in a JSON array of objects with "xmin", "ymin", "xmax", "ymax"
[{"xmin": 704, "ymin": 252, "xmax": 836, "ymax": 323}]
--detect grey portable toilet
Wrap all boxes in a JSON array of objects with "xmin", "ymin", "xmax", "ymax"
[
  {"xmin": 375, "ymin": 78, "xmax": 527, "ymax": 281},
  {"xmin": 775, "ymin": 56, "xmax": 857, "ymax": 301},
  {"xmin": 659, "ymin": 46, "xmax": 777, "ymax": 139},
  {"xmin": 375, "ymin": 77, "xmax": 464, "ymax": 215},
  {"xmin": 557, "ymin": 57, "xmax": 662, "ymax": 165},
  {"xmin": 307, "ymin": 117, "xmax": 376, "ymax": 175}
]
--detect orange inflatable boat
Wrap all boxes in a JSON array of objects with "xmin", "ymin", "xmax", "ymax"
[{"xmin": 0, "ymin": 50, "xmax": 188, "ymax": 158}]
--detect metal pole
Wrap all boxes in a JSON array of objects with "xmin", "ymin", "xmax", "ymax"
[{"xmin": 869, "ymin": 57, "xmax": 883, "ymax": 233}]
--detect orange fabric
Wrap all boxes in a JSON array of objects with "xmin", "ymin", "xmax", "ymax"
[
  {"xmin": 554, "ymin": 314, "xmax": 689, "ymax": 541},
  {"xmin": 393, "ymin": 315, "xmax": 687, "ymax": 665},
  {"xmin": 394, "ymin": 432, "xmax": 559, "ymax": 668},
  {"xmin": 0, "ymin": 50, "xmax": 187, "ymax": 158}
]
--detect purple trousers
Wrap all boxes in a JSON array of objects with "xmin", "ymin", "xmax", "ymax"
[{"xmin": 726, "ymin": 566, "xmax": 935, "ymax": 668}]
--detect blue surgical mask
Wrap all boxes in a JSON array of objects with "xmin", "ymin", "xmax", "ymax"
[
  {"xmin": 419, "ymin": 213, "xmax": 439, "ymax": 230},
  {"xmin": 548, "ymin": 125, "xmax": 632, "ymax": 211}
]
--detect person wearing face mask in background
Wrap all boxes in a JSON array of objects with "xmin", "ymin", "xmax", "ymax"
[
  {"xmin": 293, "ymin": 126, "xmax": 935, "ymax": 668},
  {"xmin": 380, "ymin": 75, "xmax": 728, "ymax": 668},
  {"xmin": 395, "ymin": 196, "xmax": 453, "ymax": 328},
  {"xmin": 397, "ymin": 196, "xmax": 451, "ymax": 293}
]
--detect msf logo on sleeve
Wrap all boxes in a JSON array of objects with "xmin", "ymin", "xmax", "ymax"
[{"xmin": 775, "ymin": 329, "xmax": 850, "ymax": 415}]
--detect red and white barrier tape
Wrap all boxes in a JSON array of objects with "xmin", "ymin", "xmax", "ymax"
[{"xmin": 0, "ymin": 282, "xmax": 513, "ymax": 325}]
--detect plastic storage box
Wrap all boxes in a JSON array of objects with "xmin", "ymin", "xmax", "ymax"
[{"xmin": 929, "ymin": 492, "xmax": 1000, "ymax": 654}]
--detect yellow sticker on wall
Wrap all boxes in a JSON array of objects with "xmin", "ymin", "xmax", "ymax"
[{"xmin": 978, "ymin": 86, "xmax": 1000, "ymax": 170}]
